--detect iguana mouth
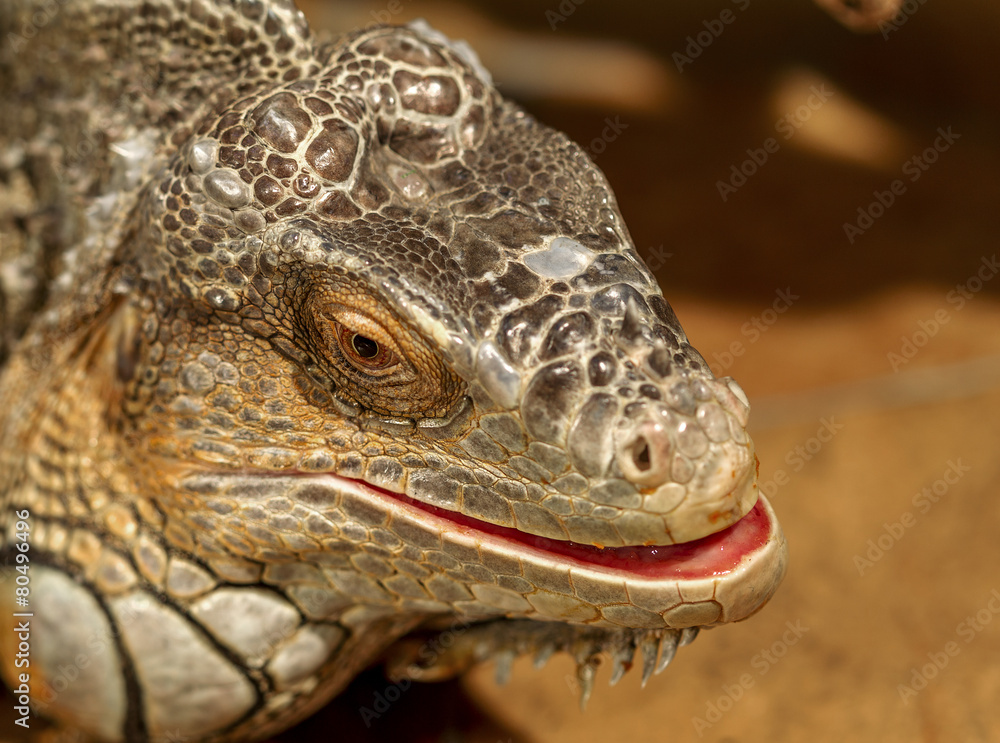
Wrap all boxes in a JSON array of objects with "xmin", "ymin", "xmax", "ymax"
[{"xmin": 339, "ymin": 474, "xmax": 777, "ymax": 581}]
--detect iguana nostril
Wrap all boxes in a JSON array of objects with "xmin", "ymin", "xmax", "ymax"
[
  {"xmin": 618, "ymin": 421, "xmax": 673, "ymax": 487},
  {"xmin": 632, "ymin": 437, "xmax": 652, "ymax": 472}
]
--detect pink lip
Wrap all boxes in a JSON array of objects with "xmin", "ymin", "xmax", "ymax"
[{"xmin": 355, "ymin": 477, "xmax": 773, "ymax": 581}]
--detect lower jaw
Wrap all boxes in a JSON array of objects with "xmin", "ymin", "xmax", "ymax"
[{"xmin": 323, "ymin": 473, "xmax": 787, "ymax": 617}]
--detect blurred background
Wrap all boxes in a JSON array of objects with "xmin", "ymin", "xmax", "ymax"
[{"xmin": 289, "ymin": 1, "xmax": 1000, "ymax": 742}]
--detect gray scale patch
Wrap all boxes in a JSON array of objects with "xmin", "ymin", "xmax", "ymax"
[
  {"xmin": 696, "ymin": 402, "xmax": 732, "ymax": 443},
  {"xmin": 407, "ymin": 469, "xmax": 460, "ymax": 510},
  {"xmin": 591, "ymin": 505, "xmax": 622, "ymax": 521},
  {"xmin": 391, "ymin": 557, "xmax": 432, "ymax": 579},
  {"xmin": 540, "ymin": 493, "xmax": 574, "ymax": 515},
  {"xmin": 166, "ymin": 558, "xmax": 218, "ymax": 598},
  {"xmin": 550, "ymin": 473, "xmax": 589, "ymax": 495},
  {"xmin": 564, "ymin": 515, "xmax": 618, "ymax": 546},
  {"xmin": 360, "ymin": 542, "xmax": 394, "ymax": 560},
  {"xmin": 203, "ymin": 168, "xmax": 253, "ymax": 208},
  {"xmin": 671, "ymin": 454, "xmax": 695, "ymax": 484},
  {"xmin": 32, "ymin": 568, "xmax": 127, "ymax": 742},
  {"xmin": 424, "ymin": 574, "xmax": 473, "ymax": 602},
  {"xmin": 522, "ymin": 561, "xmax": 574, "ymax": 596},
  {"xmin": 496, "ymin": 575, "xmax": 533, "ymax": 594},
  {"xmin": 267, "ymin": 624, "xmax": 345, "ymax": 690},
  {"xmin": 676, "ymin": 419, "xmax": 710, "ymax": 459},
  {"xmin": 269, "ymin": 513, "xmax": 303, "ymax": 532},
  {"xmin": 188, "ymin": 139, "xmax": 219, "ymax": 174},
  {"xmin": 461, "ymin": 485, "xmax": 515, "ymax": 527},
  {"xmin": 235, "ymin": 208, "xmax": 267, "ymax": 233},
  {"xmin": 458, "ymin": 429, "xmax": 507, "ymax": 463},
  {"xmin": 614, "ymin": 509, "xmax": 666, "ymax": 544},
  {"xmin": 507, "ymin": 455, "xmax": 551, "ymax": 483},
  {"xmin": 470, "ymin": 583, "xmax": 532, "ymax": 612},
  {"xmin": 600, "ymin": 603, "xmax": 666, "ymax": 629},
  {"xmin": 478, "ymin": 412, "xmax": 527, "ymax": 453},
  {"xmin": 350, "ymin": 552, "xmax": 394, "ymax": 578},
  {"xmin": 475, "ymin": 341, "xmax": 521, "ymax": 409},
  {"xmin": 382, "ymin": 574, "xmax": 430, "ymax": 599},
  {"xmin": 511, "ymin": 500, "xmax": 570, "ymax": 539},
  {"xmin": 525, "ymin": 441, "xmax": 569, "ymax": 475},
  {"xmin": 112, "ymin": 592, "xmax": 255, "ymax": 738},
  {"xmin": 523, "ymin": 236, "xmax": 595, "ymax": 279},
  {"xmin": 643, "ymin": 483, "xmax": 687, "ymax": 514},
  {"xmin": 94, "ymin": 550, "xmax": 139, "ymax": 594},
  {"xmin": 493, "ymin": 479, "xmax": 528, "ymax": 503},
  {"xmin": 190, "ymin": 587, "xmax": 301, "ymax": 666},
  {"xmin": 480, "ymin": 550, "xmax": 522, "ymax": 577},
  {"xmin": 322, "ymin": 569, "xmax": 395, "ymax": 604},
  {"xmin": 287, "ymin": 585, "xmax": 355, "ymax": 620},
  {"xmin": 588, "ymin": 479, "xmax": 640, "ymax": 509},
  {"xmin": 424, "ymin": 551, "xmax": 461, "ymax": 571},
  {"xmin": 304, "ymin": 512, "xmax": 336, "ymax": 536},
  {"xmin": 460, "ymin": 562, "xmax": 494, "ymax": 584},
  {"xmin": 569, "ymin": 571, "xmax": 630, "ymax": 606},
  {"xmin": 666, "ymin": 382, "xmax": 697, "ymax": 416},
  {"xmin": 520, "ymin": 359, "xmax": 584, "ymax": 445},
  {"xmin": 262, "ymin": 562, "xmax": 326, "ymax": 586}
]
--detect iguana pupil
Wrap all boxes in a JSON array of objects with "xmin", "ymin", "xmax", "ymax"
[{"xmin": 351, "ymin": 334, "xmax": 379, "ymax": 359}]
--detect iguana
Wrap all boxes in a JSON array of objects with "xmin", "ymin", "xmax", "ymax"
[{"xmin": 0, "ymin": 1, "xmax": 786, "ymax": 740}]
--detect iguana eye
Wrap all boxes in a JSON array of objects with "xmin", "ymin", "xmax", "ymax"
[
  {"xmin": 336, "ymin": 324, "xmax": 397, "ymax": 371},
  {"xmin": 301, "ymin": 287, "xmax": 465, "ymax": 418}
]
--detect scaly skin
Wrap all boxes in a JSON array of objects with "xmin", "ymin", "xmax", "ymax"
[{"xmin": 0, "ymin": 2, "xmax": 787, "ymax": 740}]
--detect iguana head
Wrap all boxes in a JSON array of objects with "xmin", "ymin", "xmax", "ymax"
[{"xmin": 118, "ymin": 21, "xmax": 785, "ymax": 642}]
